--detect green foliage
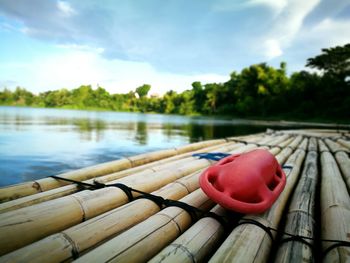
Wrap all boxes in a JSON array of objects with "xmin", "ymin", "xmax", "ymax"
[
  {"xmin": 306, "ymin": 43, "xmax": 350, "ymax": 80},
  {"xmin": 135, "ymin": 84, "xmax": 151, "ymax": 98},
  {"xmin": 0, "ymin": 43, "xmax": 348, "ymax": 122}
]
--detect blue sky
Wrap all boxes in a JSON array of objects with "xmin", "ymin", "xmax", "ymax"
[{"xmin": 0, "ymin": 0, "xmax": 349, "ymax": 95}]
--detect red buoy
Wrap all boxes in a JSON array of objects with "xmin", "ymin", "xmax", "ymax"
[{"xmin": 199, "ymin": 149, "xmax": 286, "ymax": 214}]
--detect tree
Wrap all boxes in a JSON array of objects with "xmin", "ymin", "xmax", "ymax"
[
  {"xmin": 135, "ymin": 84, "xmax": 151, "ymax": 98},
  {"xmin": 306, "ymin": 43, "xmax": 350, "ymax": 80}
]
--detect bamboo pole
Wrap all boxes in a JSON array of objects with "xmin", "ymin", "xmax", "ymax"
[
  {"xmin": 0, "ymin": 138, "xmax": 265, "ymax": 256},
  {"xmin": 72, "ymin": 136, "xmax": 294, "ymax": 263},
  {"xmin": 0, "ymin": 134, "xmax": 268, "ymax": 213},
  {"xmin": 149, "ymin": 205, "xmax": 228, "ymax": 263},
  {"xmin": 319, "ymin": 140, "xmax": 350, "ymax": 263},
  {"xmin": 336, "ymin": 138, "xmax": 350, "ymax": 150},
  {"xmin": 0, "ymin": 139, "xmax": 242, "ymax": 213},
  {"xmin": 209, "ymin": 138, "xmax": 308, "ymax": 263},
  {"xmin": 324, "ymin": 139, "xmax": 350, "ymax": 192},
  {"xmin": 74, "ymin": 189, "xmax": 215, "ymax": 263},
  {"xmin": 273, "ymin": 138, "xmax": 318, "ymax": 262},
  {"xmin": 0, "ymin": 171, "xmax": 202, "ymax": 263},
  {"xmin": 0, "ymin": 139, "xmax": 227, "ymax": 202},
  {"xmin": 148, "ymin": 136, "xmax": 301, "ymax": 263},
  {"xmin": 0, "ymin": 135, "xmax": 293, "ymax": 262}
]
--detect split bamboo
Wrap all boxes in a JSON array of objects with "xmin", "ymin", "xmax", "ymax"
[
  {"xmin": 273, "ymin": 138, "xmax": 318, "ymax": 262},
  {"xmin": 0, "ymin": 139, "xmax": 227, "ymax": 202},
  {"xmin": 209, "ymin": 138, "xmax": 308, "ymax": 263},
  {"xmin": 0, "ymin": 139, "xmax": 242, "ymax": 213},
  {"xmin": 74, "ymin": 189, "xmax": 215, "ymax": 263},
  {"xmin": 0, "ymin": 137, "xmax": 271, "ymax": 256},
  {"xmin": 319, "ymin": 140, "xmax": 350, "ymax": 263},
  {"xmin": 149, "ymin": 205, "xmax": 228, "ymax": 263}
]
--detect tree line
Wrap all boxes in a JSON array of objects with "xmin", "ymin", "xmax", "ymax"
[{"xmin": 1, "ymin": 44, "xmax": 349, "ymax": 121}]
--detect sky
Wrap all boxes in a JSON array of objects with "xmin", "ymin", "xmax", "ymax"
[{"xmin": 0, "ymin": 0, "xmax": 349, "ymax": 95}]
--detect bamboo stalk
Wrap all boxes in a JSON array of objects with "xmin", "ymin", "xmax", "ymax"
[
  {"xmin": 336, "ymin": 138, "xmax": 350, "ymax": 150},
  {"xmin": 324, "ymin": 139, "xmax": 350, "ymax": 192},
  {"xmin": 74, "ymin": 189, "xmax": 215, "ymax": 263},
  {"xmin": 0, "ymin": 138, "xmax": 260, "ymax": 256},
  {"xmin": 148, "ymin": 136, "xmax": 301, "ymax": 263},
  {"xmin": 0, "ymin": 139, "xmax": 241, "ymax": 213},
  {"xmin": 149, "ymin": 205, "xmax": 228, "ymax": 263},
  {"xmin": 3, "ymin": 134, "xmax": 268, "ymax": 213},
  {"xmin": 71, "ymin": 136, "xmax": 293, "ymax": 263},
  {"xmin": 319, "ymin": 140, "xmax": 350, "ymax": 263},
  {"xmin": 273, "ymin": 138, "xmax": 318, "ymax": 262},
  {"xmin": 0, "ymin": 139, "xmax": 227, "ymax": 202},
  {"xmin": 0, "ymin": 171, "xmax": 202, "ymax": 263},
  {"xmin": 1, "ymin": 135, "xmax": 293, "ymax": 262},
  {"xmin": 324, "ymin": 138, "xmax": 349, "ymax": 153},
  {"xmin": 209, "ymin": 138, "xmax": 308, "ymax": 263}
]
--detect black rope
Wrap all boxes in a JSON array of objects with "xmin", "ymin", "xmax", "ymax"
[
  {"xmin": 134, "ymin": 193, "xmax": 165, "ymax": 209},
  {"xmin": 229, "ymin": 139, "xmax": 248, "ymax": 145},
  {"xmin": 50, "ymin": 175, "xmax": 228, "ymax": 228},
  {"xmin": 235, "ymin": 217, "xmax": 350, "ymax": 256},
  {"xmin": 163, "ymin": 199, "xmax": 200, "ymax": 221},
  {"xmin": 50, "ymin": 176, "xmax": 349, "ymax": 256},
  {"xmin": 237, "ymin": 219, "xmax": 275, "ymax": 241},
  {"xmin": 279, "ymin": 235, "xmax": 314, "ymax": 248},
  {"xmin": 50, "ymin": 175, "xmax": 99, "ymax": 190},
  {"xmin": 323, "ymin": 241, "xmax": 350, "ymax": 257},
  {"xmin": 203, "ymin": 211, "xmax": 230, "ymax": 230}
]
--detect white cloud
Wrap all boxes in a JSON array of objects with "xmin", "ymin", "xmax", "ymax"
[
  {"xmin": 212, "ymin": 0, "xmax": 287, "ymax": 14},
  {"xmin": 255, "ymin": 0, "xmax": 321, "ymax": 60},
  {"xmin": 299, "ymin": 18, "xmax": 350, "ymax": 49},
  {"xmin": 247, "ymin": 0, "xmax": 288, "ymax": 14},
  {"xmin": 263, "ymin": 39, "xmax": 283, "ymax": 59},
  {"xmin": 0, "ymin": 48, "xmax": 228, "ymax": 95},
  {"xmin": 57, "ymin": 1, "xmax": 76, "ymax": 17},
  {"xmin": 56, "ymin": 43, "xmax": 104, "ymax": 53}
]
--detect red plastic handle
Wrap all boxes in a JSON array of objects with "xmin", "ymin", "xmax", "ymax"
[{"xmin": 199, "ymin": 149, "xmax": 286, "ymax": 214}]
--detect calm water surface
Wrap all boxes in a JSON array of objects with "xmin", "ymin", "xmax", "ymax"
[{"xmin": 0, "ymin": 106, "xmax": 268, "ymax": 186}]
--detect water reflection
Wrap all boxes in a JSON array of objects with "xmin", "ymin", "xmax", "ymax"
[
  {"xmin": 0, "ymin": 106, "xmax": 271, "ymax": 186},
  {"xmin": 135, "ymin": 122, "xmax": 147, "ymax": 145}
]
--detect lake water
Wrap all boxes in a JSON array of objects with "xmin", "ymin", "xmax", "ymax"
[{"xmin": 0, "ymin": 106, "xmax": 270, "ymax": 186}]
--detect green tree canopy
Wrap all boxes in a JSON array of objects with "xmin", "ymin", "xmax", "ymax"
[
  {"xmin": 306, "ymin": 43, "xmax": 350, "ymax": 80},
  {"xmin": 136, "ymin": 84, "xmax": 151, "ymax": 98}
]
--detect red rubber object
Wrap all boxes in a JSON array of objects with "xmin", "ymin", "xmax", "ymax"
[{"xmin": 199, "ymin": 149, "xmax": 286, "ymax": 214}]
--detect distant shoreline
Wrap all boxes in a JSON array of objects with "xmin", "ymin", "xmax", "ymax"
[{"xmin": 1, "ymin": 105, "xmax": 349, "ymax": 128}]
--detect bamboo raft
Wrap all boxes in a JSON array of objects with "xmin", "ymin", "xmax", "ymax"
[{"xmin": 0, "ymin": 129, "xmax": 349, "ymax": 263}]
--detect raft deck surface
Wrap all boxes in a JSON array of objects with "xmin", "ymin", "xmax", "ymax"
[{"xmin": 0, "ymin": 129, "xmax": 349, "ymax": 263}]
